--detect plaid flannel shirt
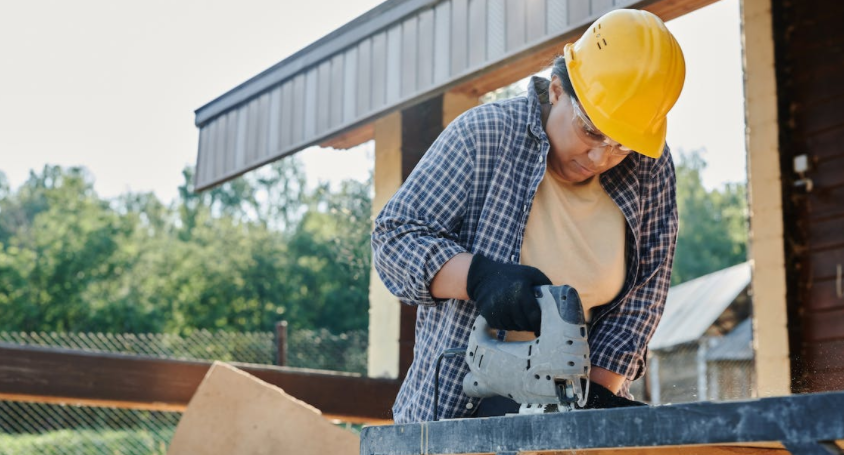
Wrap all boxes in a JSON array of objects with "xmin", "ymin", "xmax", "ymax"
[{"xmin": 372, "ymin": 77, "xmax": 678, "ymax": 424}]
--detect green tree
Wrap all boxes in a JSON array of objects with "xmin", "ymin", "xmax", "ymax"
[{"xmin": 672, "ymin": 149, "xmax": 748, "ymax": 285}]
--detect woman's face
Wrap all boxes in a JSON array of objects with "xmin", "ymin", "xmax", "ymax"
[{"xmin": 542, "ymin": 76, "xmax": 631, "ymax": 184}]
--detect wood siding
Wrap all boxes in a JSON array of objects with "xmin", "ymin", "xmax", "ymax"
[
  {"xmin": 774, "ymin": 0, "xmax": 844, "ymax": 392},
  {"xmin": 192, "ymin": 0, "xmax": 717, "ymax": 191}
]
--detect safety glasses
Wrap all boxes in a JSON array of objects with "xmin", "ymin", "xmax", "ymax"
[{"xmin": 570, "ymin": 97, "xmax": 634, "ymax": 157}]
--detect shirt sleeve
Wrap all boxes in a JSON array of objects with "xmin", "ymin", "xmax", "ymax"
[
  {"xmin": 588, "ymin": 147, "xmax": 679, "ymax": 381},
  {"xmin": 371, "ymin": 111, "xmax": 478, "ymax": 306}
]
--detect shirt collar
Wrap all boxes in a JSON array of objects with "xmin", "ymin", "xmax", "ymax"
[{"xmin": 526, "ymin": 76, "xmax": 550, "ymax": 140}]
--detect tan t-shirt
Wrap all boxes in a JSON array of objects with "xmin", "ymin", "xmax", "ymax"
[{"xmin": 519, "ymin": 171, "xmax": 627, "ymax": 325}]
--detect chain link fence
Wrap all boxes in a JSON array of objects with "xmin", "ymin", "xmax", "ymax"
[{"xmin": 0, "ymin": 326, "xmax": 367, "ymax": 455}]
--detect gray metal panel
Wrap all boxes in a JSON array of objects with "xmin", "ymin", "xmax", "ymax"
[
  {"xmin": 486, "ymin": 0, "xmax": 505, "ymax": 61},
  {"xmin": 244, "ymin": 98, "xmax": 258, "ymax": 166},
  {"xmin": 256, "ymin": 92, "xmax": 270, "ymax": 162},
  {"xmin": 401, "ymin": 16, "xmax": 418, "ymax": 98},
  {"xmin": 568, "ymin": 0, "xmax": 590, "ymax": 24},
  {"xmin": 291, "ymin": 74, "xmax": 305, "ymax": 145},
  {"xmin": 371, "ymin": 32, "xmax": 387, "ymax": 110},
  {"xmin": 505, "ymin": 0, "xmax": 526, "ymax": 52},
  {"xmin": 591, "ymin": 0, "xmax": 614, "ymax": 14},
  {"xmin": 193, "ymin": 0, "xmax": 653, "ymax": 189},
  {"xmin": 468, "ymin": 0, "xmax": 487, "ymax": 68},
  {"xmin": 650, "ymin": 262, "xmax": 752, "ymax": 351},
  {"xmin": 706, "ymin": 319, "xmax": 753, "ymax": 361},
  {"xmin": 547, "ymin": 0, "xmax": 568, "ymax": 34},
  {"xmin": 450, "ymin": 0, "xmax": 468, "ymax": 76},
  {"xmin": 343, "ymin": 47, "xmax": 358, "ymax": 124},
  {"xmin": 235, "ymin": 106, "xmax": 248, "ymax": 169},
  {"xmin": 196, "ymin": 122, "xmax": 211, "ymax": 186},
  {"xmin": 280, "ymin": 81, "xmax": 294, "ymax": 149},
  {"xmin": 267, "ymin": 87, "xmax": 281, "ymax": 156},
  {"xmin": 433, "ymin": 1, "xmax": 451, "ymax": 83},
  {"xmin": 525, "ymin": 0, "xmax": 546, "ymax": 43},
  {"xmin": 224, "ymin": 112, "xmax": 238, "ymax": 177},
  {"xmin": 330, "ymin": 54, "xmax": 344, "ymax": 130},
  {"xmin": 356, "ymin": 38, "xmax": 372, "ymax": 117},
  {"xmin": 386, "ymin": 25, "xmax": 402, "ymax": 104},
  {"xmin": 417, "ymin": 8, "xmax": 435, "ymax": 90},
  {"xmin": 316, "ymin": 60, "xmax": 331, "ymax": 135},
  {"xmin": 304, "ymin": 68, "xmax": 318, "ymax": 139}
]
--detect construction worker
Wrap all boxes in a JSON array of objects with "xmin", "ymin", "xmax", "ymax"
[{"xmin": 372, "ymin": 9, "xmax": 685, "ymax": 422}]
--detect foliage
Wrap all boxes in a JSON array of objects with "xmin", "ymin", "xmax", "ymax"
[
  {"xmin": 0, "ymin": 428, "xmax": 173, "ymax": 455},
  {"xmin": 0, "ymin": 160, "xmax": 372, "ymax": 335},
  {"xmin": 672, "ymin": 149, "xmax": 749, "ymax": 285}
]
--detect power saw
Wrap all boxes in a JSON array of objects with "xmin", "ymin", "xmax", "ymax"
[{"xmin": 462, "ymin": 284, "xmax": 591, "ymax": 414}]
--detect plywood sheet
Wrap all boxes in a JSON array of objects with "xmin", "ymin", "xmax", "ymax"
[{"xmin": 167, "ymin": 362, "xmax": 358, "ymax": 455}]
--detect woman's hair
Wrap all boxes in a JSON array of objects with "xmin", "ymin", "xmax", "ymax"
[{"xmin": 550, "ymin": 56, "xmax": 578, "ymax": 101}]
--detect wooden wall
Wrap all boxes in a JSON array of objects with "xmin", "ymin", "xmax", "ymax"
[{"xmin": 773, "ymin": 0, "xmax": 844, "ymax": 392}]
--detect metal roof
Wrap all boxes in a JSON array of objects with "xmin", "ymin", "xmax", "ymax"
[
  {"xmin": 649, "ymin": 262, "xmax": 751, "ymax": 350},
  {"xmin": 706, "ymin": 318, "xmax": 753, "ymax": 361},
  {"xmin": 192, "ymin": 0, "xmax": 662, "ymax": 191}
]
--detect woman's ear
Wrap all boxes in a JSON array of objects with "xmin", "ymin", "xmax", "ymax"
[{"xmin": 548, "ymin": 75, "xmax": 564, "ymax": 105}]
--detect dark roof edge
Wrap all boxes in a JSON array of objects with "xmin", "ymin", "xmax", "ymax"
[{"xmin": 194, "ymin": 0, "xmax": 439, "ymax": 126}]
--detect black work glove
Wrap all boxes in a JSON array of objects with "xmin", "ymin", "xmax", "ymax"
[
  {"xmin": 466, "ymin": 254, "xmax": 552, "ymax": 334},
  {"xmin": 582, "ymin": 383, "xmax": 648, "ymax": 409}
]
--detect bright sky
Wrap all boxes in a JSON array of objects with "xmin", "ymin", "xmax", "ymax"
[{"xmin": 0, "ymin": 0, "xmax": 744, "ymax": 204}]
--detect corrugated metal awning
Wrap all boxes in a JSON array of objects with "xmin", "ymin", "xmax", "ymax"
[
  {"xmin": 192, "ymin": 0, "xmax": 669, "ymax": 191},
  {"xmin": 649, "ymin": 262, "xmax": 751, "ymax": 351},
  {"xmin": 706, "ymin": 318, "xmax": 753, "ymax": 361}
]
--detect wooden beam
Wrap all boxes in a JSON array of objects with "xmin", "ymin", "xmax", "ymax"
[{"xmin": 0, "ymin": 343, "xmax": 399, "ymax": 424}]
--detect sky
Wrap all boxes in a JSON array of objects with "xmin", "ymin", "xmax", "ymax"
[{"xmin": 0, "ymin": 0, "xmax": 744, "ymax": 204}]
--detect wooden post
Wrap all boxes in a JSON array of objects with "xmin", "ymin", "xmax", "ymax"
[{"xmin": 276, "ymin": 321, "xmax": 288, "ymax": 367}]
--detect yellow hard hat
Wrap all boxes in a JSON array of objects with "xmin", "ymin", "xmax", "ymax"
[{"xmin": 564, "ymin": 9, "xmax": 685, "ymax": 159}]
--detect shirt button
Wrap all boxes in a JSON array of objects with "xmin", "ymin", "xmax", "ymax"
[
  {"xmin": 466, "ymin": 402, "xmax": 474, "ymax": 410},
  {"xmin": 510, "ymin": 255, "xmax": 515, "ymax": 262},
  {"xmin": 539, "ymin": 155, "xmax": 543, "ymax": 163}
]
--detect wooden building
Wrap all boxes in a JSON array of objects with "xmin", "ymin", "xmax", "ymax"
[{"xmin": 192, "ymin": 0, "xmax": 844, "ymax": 396}]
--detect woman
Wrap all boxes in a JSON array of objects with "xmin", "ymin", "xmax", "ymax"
[{"xmin": 372, "ymin": 9, "xmax": 685, "ymax": 423}]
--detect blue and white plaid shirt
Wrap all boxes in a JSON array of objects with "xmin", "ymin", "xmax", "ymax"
[{"xmin": 372, "ymin": 77, "xmax": 678, "ymax": 424}]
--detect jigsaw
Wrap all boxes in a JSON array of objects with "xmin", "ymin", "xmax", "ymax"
[{"xmin": 463, "ymin": 284, "xmax": 591, "ymax": 414}]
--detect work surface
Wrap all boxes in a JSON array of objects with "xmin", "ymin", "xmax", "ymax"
[{"xmin": 360, "ymin": 392, "xmax": 844, "ymax": 455}]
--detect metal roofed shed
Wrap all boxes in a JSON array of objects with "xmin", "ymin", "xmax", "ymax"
[
  {"xmin": 707, "ymin": 318, "xmax": 753, "ymax": 362},
  {"xmin": 649, "ymin": 261, "xmax": 751, "ymax": 351}
]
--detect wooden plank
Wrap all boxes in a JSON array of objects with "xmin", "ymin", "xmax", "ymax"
[
  {"xmin": 525, "ymin": 0, "xmax": 547, "ymax": 44},
  {"xmin": 0, "ymin": 343, "xmax": 401, "ymax": 423},
  {"xmin": 330, "ymin": 54, "xmax": 345, "ymax": 130},
  {"xmin": 316, "ymin": 60, "xmax": 331, "ymax": 135},
  {"xmin": 807, "ymin": 181, "xmax": 844, "ymax": 221},
  {"xmin": 357, "ymin": 38, "xmax": 372, "ymax": 117},
  {"xmin": 487, "ymin": 0, "xmax": 506, "ymax": 61},
  {"xmin": 792, "ymin": 62, "xmax": 844, "ymax": 106},
  {"xmin": 802, "ymin": 307, "xmax": 844, "ymax": 343},
  {"xmin": 804, "ymin": 278, "xmax": 844, "ymax": 313},
  {"xmin": 417, "ymin": 8, "xmax": 435, "ymax": 90},
  {"xmin": 343, "ymin": 47, "xmax": 358, "ymax": 124},
  {"xmin": 803, "ymin": 368, "xmax": 844, "ymax": 392},
  {"xmin": 795, "ymin": 95, "xmax": 844, "ymax": 137},
  {"xmin": 402, "ymin": 16, "xmax": 418, "ymax": 98},
  {"xmin": 804, "ymin": 120, "xmax": 844, "ymax": 162},
  {"xmin": 808, "ymin": 211, "xmax": 844, "ymax": 251},
  {"xmin": 468, "ymin": 0, "xmax": 487, "ymax": 68},
  {"xmin": 803, "ymin": 339, "xmax": 844, "ymax": 371},
  {"xmin": 319, "ymin": 123, "xmax": 374, "ymax": 150},
  {"xmin": 433, "ymin": 1, "xmax": 451, "ymax": 83},
  {"xmin": 506, "ymin": 0, "xmax": 527, "ymax": 52},
  {"xmin": 386, "ymin": 25, "xmax": 402, "ymax": 105},
  {"xmin": 304, "ymin": 68, "xmax": 319, "ymax": 139},
  {"xmin": 808, "ymin": 245, "xmax": 844, "ymax": 281},
  {"xmin": 372, "ymin": 31, "xmax": 388, "ymax": 109},
  {"xmin": 451, "ymin": 0, "xmax": 469, "ymax": 76}
]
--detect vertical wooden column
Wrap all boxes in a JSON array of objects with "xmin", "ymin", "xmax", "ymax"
[
  {"xmin": 367, "ymin": 91, "xmax": 479, "ymax": 379},
  {"xmin": 742, "ymin": 0, "xmax": 791, "ymax": 396},
  {"xmin": 368, "ymin": 112, "xmax": 404, "ymax": 379}
]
